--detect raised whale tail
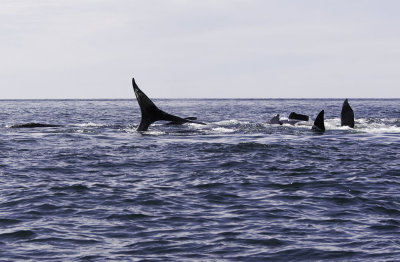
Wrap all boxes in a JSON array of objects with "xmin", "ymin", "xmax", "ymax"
[
  {"xmin": 312, "ymin": 110, "xmax": 325, "ymax": 132},
  {"xmin": 132, "ymin": 78, "xmax": 205, "ymax": 131},
  {"xmin": 341, "ymin": 99, "xmax": 354, "ymax": 128}
]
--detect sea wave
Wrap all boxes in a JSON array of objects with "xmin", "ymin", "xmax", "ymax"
[{"xmin": 0, "ymin": 99, "xmax": 399, "ymax": 261}]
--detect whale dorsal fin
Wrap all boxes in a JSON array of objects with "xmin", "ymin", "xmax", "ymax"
[
  {"xmin": 341, "ymin": 99, "xmax": 354, "ymax": 128},
  {"xmin": 132, "ymin": 78, "xmax": 203, "ymax": 131},
  {"xmin": 312, "ymin": 110, "xmax": 325, "ymax": 132}
]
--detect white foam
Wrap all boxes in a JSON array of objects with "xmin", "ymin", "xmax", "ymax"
[
  {"xmin": 188, "ymin": 122, "xmax": 207, "ymax": 129},
  {"xmin": 326, "ymin": 118, "xmax": 400, "ymax": 134},
  {"xmin": 324, "ymin": 118, "xmax": 345, "ymax": 131},
  {"xmin": 360, "ymin": 125, "xmax": 400, "ymax": 134},
  {"xmin": 122, "ymin": 127, "xmax": 138, "ymax": 134},
  {"xmin": 261, "ymin": 117, "xmax": 400, "ymax": 135},
  {"xmin": 214, "ymin": 119, "xmax": 249, "ymax": 126},
  {"xmin": 75, "ymin": 122, "xmax": 103, "ymax": 127},
  {"xmin": 211, "ymin": 127, "xmax": 235, "ymax": 133},
  {"xmin": 142, "ymin": 130, "xmax": 166, "ymax": 136}
]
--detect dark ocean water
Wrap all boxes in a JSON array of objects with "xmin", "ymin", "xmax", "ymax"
[{"xmin": 0, "ymin": 99, "xmax": 399, "ymax": 261}]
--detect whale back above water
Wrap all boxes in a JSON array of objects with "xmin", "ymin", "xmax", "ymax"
[
  {"xmin": 341, "ymin": 99, "xmax": 354, "ymax": 128},
  {"xmin": 132, "ymin": 78, "xmax": 205, "ymax": 131},
  {"xmin": 268, "ymin": 112, "xmax": 309, "ymax": 126},
  {"xmin": 10, "ymin": 123, "xmax": 61, "ymax": 128},
  {"xmin": 288, "ymin": 112, "xmax": 309, "ymax": 122}
]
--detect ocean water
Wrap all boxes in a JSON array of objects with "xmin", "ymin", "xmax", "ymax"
[{"xmin": 0, "ymin": 98, "xmax": 399, "ymax": 261}]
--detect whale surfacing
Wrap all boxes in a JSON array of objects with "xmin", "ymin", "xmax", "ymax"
[
  {"xmin": 289, "ymin": 112, "xmax": 309, "ymax": 122},
  {"xmin": 341, "ymin": 99, "xmax": 354, "ymax": 128},
  {"xmin": 132, "ymin": 78, "xmax": 205, "ymax": 131},
  {"xmin": 268, "ymin": 114, "xmax": 282, "ymax": 125},
  {"xmin": 10, "ymin": 123, "xmax": 61, "ymax": 128},
  {"xmin": 268, "ymin": 112, "xmax": 309, "ymax": 125}
]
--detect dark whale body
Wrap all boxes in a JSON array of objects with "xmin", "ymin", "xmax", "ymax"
[
  {"xmin": 268, "ymin": 112, "xmax": 309, "ymax": 125},
  {"xmin": 288, "ymin": 112, "xmax": 309, "ymax": 122},
  {"xmin": 10, "ymin": 123, "xmax": 61, "ymax": 128}
]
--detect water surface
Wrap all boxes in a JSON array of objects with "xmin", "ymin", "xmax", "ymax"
[{"xmin": 0, "ymin": 99, "xmax": 399, "ymax": 261}]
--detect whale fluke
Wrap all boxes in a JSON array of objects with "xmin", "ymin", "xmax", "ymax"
[
  {"xmin": 312, "ymin": 110, "xmax": 325, "ymax": 132},
  {"xmin": 132, "ymin": 78, "xmax": 205, "ymax": 131},
  {"xmin": 341, "ymin": 99, "xmax": 354, "ymax": 128},
  {"xmin": 10, "ymin": 123, "xmax": 61, "ymax": 128},
  {"xmin": 289, "ymin": 112, "xmax": 309, "ymax": 122},
  {"xmin": 166, "ymin": 117, "xmax": 199, "ymax": 125}
]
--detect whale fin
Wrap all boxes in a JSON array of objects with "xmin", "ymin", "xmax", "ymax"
[
  {"xmin": 268, "ymin": 114, "xmax": 282, "ymax": 125},
  {"xmin": 132, "ymin": 78, "xmax": 204, "ymax": 131},
  {"xmin": 184, "ymin": 117, "xmax": 197, "ymax": 121},
  {"xmin": 312, "ymin": 110, "xmax": 325, "ymax": 132},
  {"xmin": 165, "ymin": 117, "xmax": 200, "ymax": 125},
  {"xmin": 341, "ymin": 99, "xmax": 354, "ymax": 128}
]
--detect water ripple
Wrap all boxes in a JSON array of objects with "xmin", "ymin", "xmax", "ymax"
[{"xmin": 0, "ymin": 99, "xmax": 399, "ymax": 260}]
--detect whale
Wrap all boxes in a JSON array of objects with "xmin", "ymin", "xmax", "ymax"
[
  {"xmin": 268, "ymin": 112, "xmax": 310, "ymax": 125},
  {"xmin": 289, "ymin": 112, "xmax": 309, "ymax": 122},
  {"xmin": 341, "ymin": 99, "xmax": 354, "ymax": 128},
  {"xmin": 268, "ymin": 114, "xmax": 282, "ymax": 124},
  {"xmin": 132, "ymin": 77, "xmax": 205, "ymax": 131},
  {"xmin": 10, "ymin": 123, "xmax": 61, "ymax": 128},
  {"xmin": 312, "ymin": 110, "xmax": 325, "ymax": 132}
]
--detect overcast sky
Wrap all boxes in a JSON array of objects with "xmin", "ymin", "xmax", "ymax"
[{"xmin": 1, "ymin": 0, "xmax": 400, "ymax": 99}]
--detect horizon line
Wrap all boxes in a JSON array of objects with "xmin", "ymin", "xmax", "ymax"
[{"xmin": 0, "ymin": 97, "xmax": 399, "ymax": 100}]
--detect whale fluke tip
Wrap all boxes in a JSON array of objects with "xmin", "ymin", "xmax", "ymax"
[
  {"xmin": 312, "ymin": 110, "xmax": 325, "ymax": 132},
  {"xmin": 341, "ymin": 99, "xmax": 354, "ymax": 128}
]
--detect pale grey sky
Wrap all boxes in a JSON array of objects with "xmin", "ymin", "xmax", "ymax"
[{"xmin": 1, "ymin": 0, "xmax": 400, "ymax": 98}]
